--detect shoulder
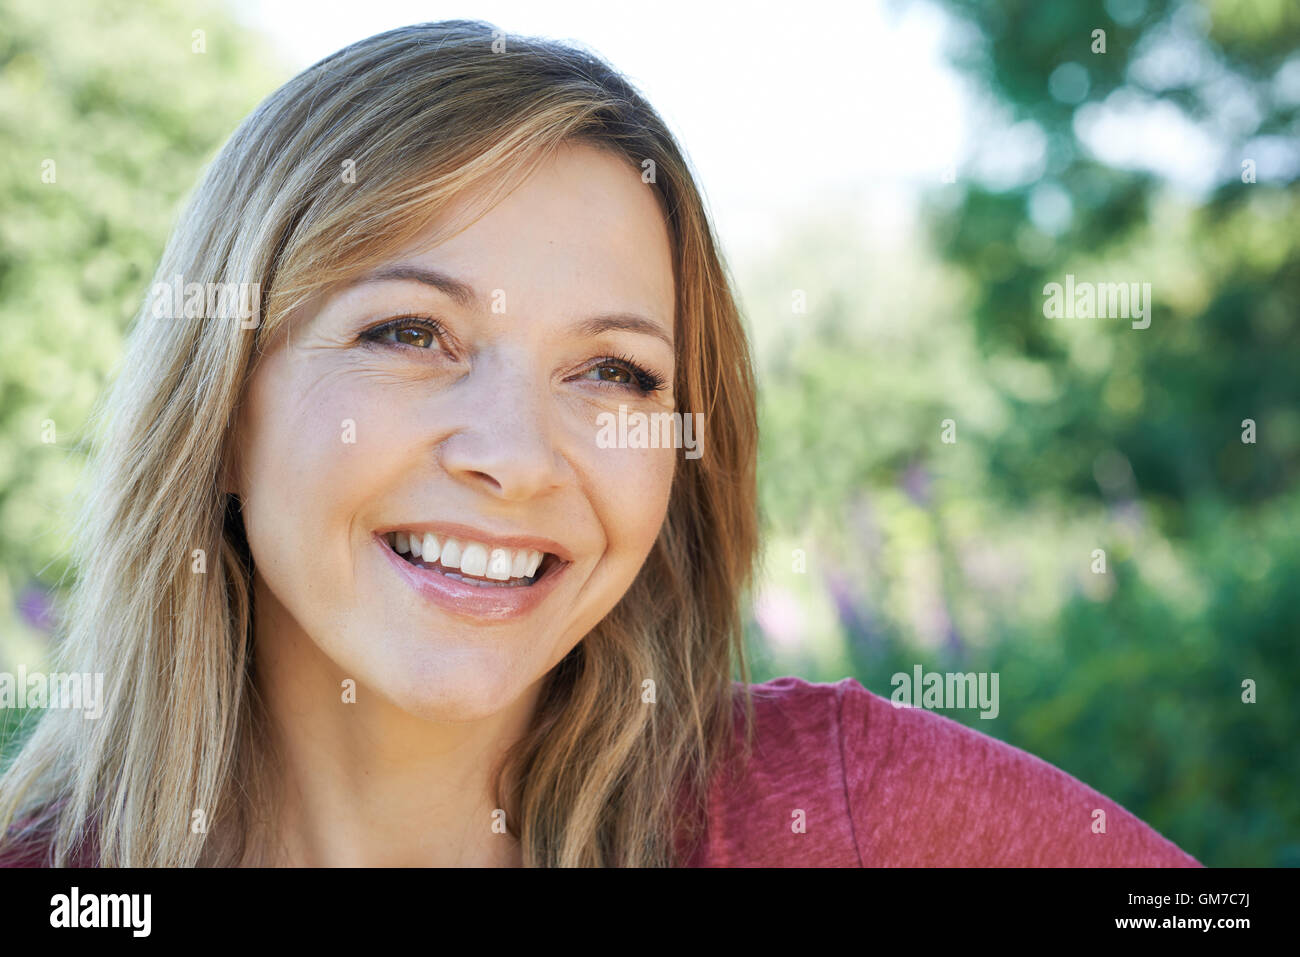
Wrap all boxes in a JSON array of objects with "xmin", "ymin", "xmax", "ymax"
[
  {"xmin": 0, "ymin": 821, "xmax": 54, "ymax": 868},
  {"xmin": 684, "ymin": 675, "xmax": 862, "ymax": 866},
  {"xmin": 836, "ymin": 677, "xmax": 1203, "ymax": 867},
  {"xmin": 686, "ymin": 675, "xmax": 1202, "ymax": 867},
  {"xmin": 739, "ymin": 674, "xmax": 848, "ymax": 754},
  {"xmin": 0, "ymin": 806, "xmax": 97, "ymax": 868}
]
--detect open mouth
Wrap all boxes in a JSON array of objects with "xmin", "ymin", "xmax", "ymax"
[{"xmin": 382, "ymin": 531, "xmax": 561, "ymax": 588}]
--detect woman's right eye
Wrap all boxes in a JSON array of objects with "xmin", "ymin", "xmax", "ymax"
[
  {"xmin": 389, "ymin": 324, "xmax": 435, "ymax": 348},
  {"xmin": 360, "ymin": 316, "xmax": 445, "ymax": 350}
]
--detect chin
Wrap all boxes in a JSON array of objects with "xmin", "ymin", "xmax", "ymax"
[{"xmin": 369, "ymin": 640, "xmax": 534, "ymax": 724}]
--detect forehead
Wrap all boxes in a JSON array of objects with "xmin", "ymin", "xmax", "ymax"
[{"xmin": 383, "ymin": 142, "xmax": 676, "ymax": 323}]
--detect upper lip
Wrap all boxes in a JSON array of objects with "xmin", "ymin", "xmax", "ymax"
[{"xmin": 375, "ymin": 520, "xmax": 575, "ymax": 563}]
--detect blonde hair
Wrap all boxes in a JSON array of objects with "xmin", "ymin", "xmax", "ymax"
[{"xmin": 0, "ymin": 19, "xmax": 758, "ymax": 867}]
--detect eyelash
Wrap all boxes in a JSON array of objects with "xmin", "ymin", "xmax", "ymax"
[{"xmin": 358, "ymin": 316, "xmax": 669, "ymax": 395}]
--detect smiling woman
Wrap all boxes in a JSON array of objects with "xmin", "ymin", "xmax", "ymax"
[
  {"xmin": 0, "ymin": 19, "xmax": 1200, "ymax": 869},
  {"xmin": 0, "ymin": 18, "xmax": 756, "ymax": 868}
]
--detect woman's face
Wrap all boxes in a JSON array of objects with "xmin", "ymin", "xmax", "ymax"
[{"xmin": 232, "ymin": 141, "xmax": 678, "ymax": 722}]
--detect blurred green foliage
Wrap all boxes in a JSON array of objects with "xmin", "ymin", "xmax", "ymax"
[
  {"xmin": 0, "ymin": 0, "xmax": 282, "ymax": 667},
  {"xmin": 744, "ymin": 0, "xmax": 1298, "ymax": 866}
]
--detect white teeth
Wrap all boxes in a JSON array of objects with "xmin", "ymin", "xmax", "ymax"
[
  {"xmin": 487, "ymin": 548, "xmax": 512, "ymax": 580},
  {"xmin": 439, "ymin": 538, "xmax": 463, "ymax": 569},
  {"xmin": 460, "ymin": 543, "xmax": 488, "ymax": 577},
  {"xmin": 389, "ymin": 531, "xmax": 552, "ymax": 582},
  {"xmin": 510, "ymin": 550, "xmax": 530, "ymax": 579}
]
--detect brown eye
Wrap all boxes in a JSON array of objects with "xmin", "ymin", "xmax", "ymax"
[
  {"xmin": 393, "ymin": 324, "xmax": 434, "ymax": 348},
  {"xmin": 574, "ymin": 356, "xmax": 668, "ymax": 395},
  {"xmin": 360, "ymin": 316, "xmax": 446, "ymax": 351}
]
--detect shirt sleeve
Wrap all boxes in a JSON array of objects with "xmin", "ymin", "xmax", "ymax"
[{"xmin": 836, "ymin": 678, "xmax": 1204, "ymax": 867}]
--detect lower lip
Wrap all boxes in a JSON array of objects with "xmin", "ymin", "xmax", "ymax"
[{"xmin": 375, "ymin": 534, "xmax": 567, "ymax": 622}]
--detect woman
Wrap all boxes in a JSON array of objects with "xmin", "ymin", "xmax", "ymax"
[{"xmin": 0, "ymin": 20, "xmax": 1199, "ymax": 867}]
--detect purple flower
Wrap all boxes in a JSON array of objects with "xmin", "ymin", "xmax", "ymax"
[
  {"xmin": 17, "ymin": 583, "xmax": 58, "ymax": 633},
  {"xmin": 902, "ymin": 461, "xmax": 931, "ymax": 506}
]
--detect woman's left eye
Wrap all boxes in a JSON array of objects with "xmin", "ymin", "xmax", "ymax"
[
  {"xmin": 577, "ymin": 357, "xmax": 667, "ymax": 394},
  {"xmin": 585, "ymin": 363, "xmax": 634, "ymax": 385}
]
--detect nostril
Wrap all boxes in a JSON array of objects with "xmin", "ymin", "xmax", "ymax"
[{"xmin": 469, "ymin": 471, "xmax": 502, "ymax": 493}]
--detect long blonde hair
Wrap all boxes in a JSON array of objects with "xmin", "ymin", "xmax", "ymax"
[{"xmin": 0, "ymin": 19, "xmax": 758, "ymax": 867}]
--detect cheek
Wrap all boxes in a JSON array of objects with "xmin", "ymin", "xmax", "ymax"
[
  {"xmin": 540, "ymin": 439, "xmax": 675, "ymax": 654},
  {"xmin": 588, "ymin": 442, "xmax": 677, "ymax": 559},
  {"xmin": 236, "ymin": 358, "xmax": 385, "ymax": 611}
]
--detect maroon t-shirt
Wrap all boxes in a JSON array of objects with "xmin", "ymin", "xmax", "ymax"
[
  {"xmin": 1, "ymin": 675, "xmax": 1203, "ymax": 867},
  {"xmin": 683, "ymin": 676, "xmax": 1202, "ymax": 866}
]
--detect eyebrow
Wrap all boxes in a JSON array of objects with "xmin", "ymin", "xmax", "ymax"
[
  {"xmin": 573, "ymin": 313, "xmax": 673, "ymax": 348},
  {"xmin": 357, "ymin": 265, "xmax": 482, "ymax": 311},
  {"xmin": 355, "ymin": 265, "xmax": 673, "ymax": 348}
]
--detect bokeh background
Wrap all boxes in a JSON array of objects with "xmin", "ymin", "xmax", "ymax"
[{"xmin": 1, "ymin": 0, "xmax": 1296, "ymax": 865}]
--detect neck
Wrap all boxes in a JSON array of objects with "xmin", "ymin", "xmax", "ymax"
[{"xmin": 245, "ymin": 577, "xmax": 540, "ymax": 867}]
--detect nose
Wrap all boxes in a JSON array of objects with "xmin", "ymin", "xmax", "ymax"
[{"xmin": 436, "ymin": 357, "xmax": 568, "ymax": 502}]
